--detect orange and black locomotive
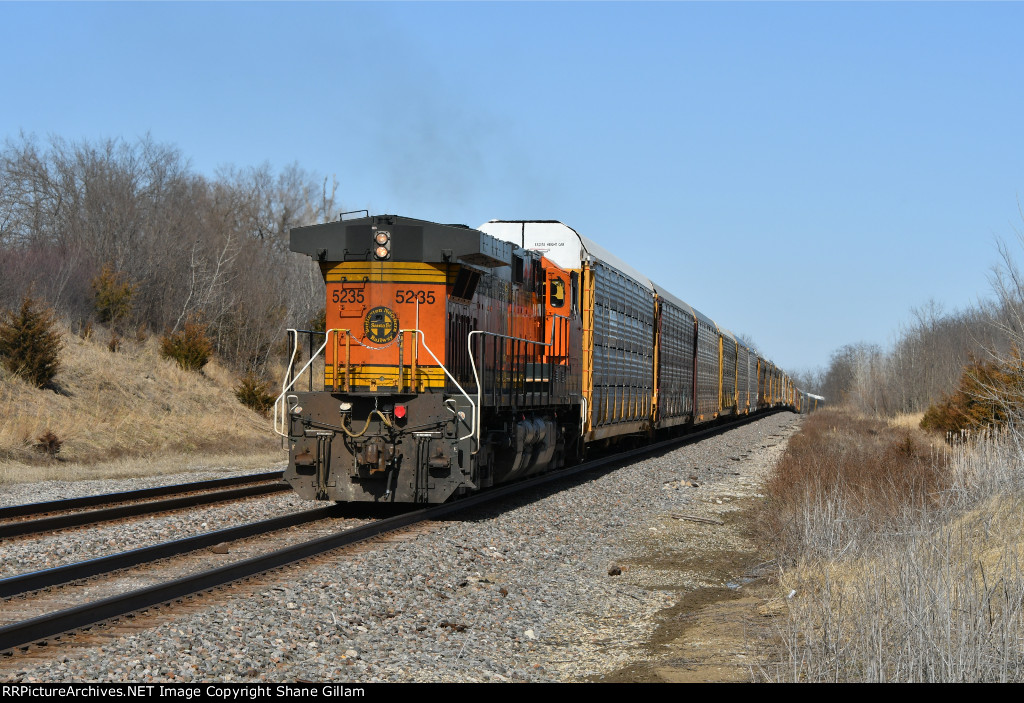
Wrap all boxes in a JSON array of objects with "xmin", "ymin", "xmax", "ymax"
[{"xmin": 277, "ymin": 215, "xmax": 581, "ymax": 503}]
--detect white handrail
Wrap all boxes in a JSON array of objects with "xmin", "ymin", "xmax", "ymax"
[
  {"xmin": 273, "ymin": 326, "xmax": 478, "ymax": 445},
  {"xmin": 405, "ymin": 327, "xmax": 477, "ymax": 443},
  {"xmin": 273, "ymin": 328, "xmax": 344, "ymax": 438},
  {"xmin": 275, "ymin": 310, "xmax": 571, "ymax": 448}
]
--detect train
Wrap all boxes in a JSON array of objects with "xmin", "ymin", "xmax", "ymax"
[{"xmin": 274, "ymin": 214, "xmax": 821, "ymax": 503}]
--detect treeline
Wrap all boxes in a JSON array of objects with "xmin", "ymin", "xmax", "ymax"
[
  {"xmin": 793, "ymin": 241, "xmax": 1024, "ymax": 426},
  {"xmin": 0, "ymin": 133, "xmax": 332, "ymax": 373}
]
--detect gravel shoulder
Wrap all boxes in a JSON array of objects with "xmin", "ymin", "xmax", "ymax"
[{"xmin": 0, "ymin": 412, "xmax": 799, "ymax": 683}]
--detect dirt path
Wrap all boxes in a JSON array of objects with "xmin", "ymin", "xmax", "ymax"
[{"xmin": 595, "ymin": 416, "xmax": 799, "ymax": 683}]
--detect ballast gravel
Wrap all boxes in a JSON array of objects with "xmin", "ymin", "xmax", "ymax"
[
  {"xmin": 0, "ymin": 413, "xmax": 800, "ymax": 683},
  {"xmin": 0, "ymin": 467, "xmax": 316, "ymax": 578},
  {"xmin": 0, "ymin": 466, "xmax": 285, "ymax": 508}
]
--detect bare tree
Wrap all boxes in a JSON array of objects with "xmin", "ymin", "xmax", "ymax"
[{"xmin": 0, "ymin": 132, "xmax": 337, "ymax": 374}]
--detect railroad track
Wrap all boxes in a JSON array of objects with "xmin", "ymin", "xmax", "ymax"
[
  {"xmin": 0, "ymin": 412, "xmax": 779, "ymax": 656},
  {"xmin": 0, "ymin": 506, "xmax": 340, "ymax": 599},
  {"xmin": 0, "ymin": 471, "xmax": 287, "ymax": 538}
]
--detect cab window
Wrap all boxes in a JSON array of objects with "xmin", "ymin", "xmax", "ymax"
[{"xmin": 549, "ymin": 278, "xmax": 566, "ymax": 308}]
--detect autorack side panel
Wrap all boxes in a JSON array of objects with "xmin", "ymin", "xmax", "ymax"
[
  {"xmin": 737, "ymin": 343, "xmax": 750, "ymax": 414},
  {"xmin": 652, "ymin": 284, "xmax": 696, "ymax": 428},
  {"xmin": 748, "ymin": 351, "xmax": 759, "ymax": 412},
  {"xmin": 693, "ymin": 310, "xmax": 719, "ymax": 423},
  {"xmin": 749, "ymin": 350, "xmax": 758, "ymax": 411},
  {"xmin": 719, "ymin": 329, "xmax": 738, "ymax": 416},
  {"xmin": 757, "ymin": 358, "xmax": 768, "ymax": 407},
  {"xmin": 588, "ymin": 257, "xmax": 655, "ymax": 439},
  {"xmin": 768, "ymin": 363, "xmax": 779, "ymax": 405},
  {"xmin": 758, "ymin": 359, "xmax": 770, "ymax": 407}
]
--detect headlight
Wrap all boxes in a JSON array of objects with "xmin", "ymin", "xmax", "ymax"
[{"xmin": 373, "ymin": 230, "xmax": 391, "ymax": 260}]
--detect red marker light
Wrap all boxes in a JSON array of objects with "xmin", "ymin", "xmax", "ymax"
[{"xmin": 394, "ymin": 404, "xmax": 407, "ymax": 419}]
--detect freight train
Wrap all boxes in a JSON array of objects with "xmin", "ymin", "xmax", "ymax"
[{"xmin": 274, "ymin": 214, "xmax": 819, "ymax": 503}]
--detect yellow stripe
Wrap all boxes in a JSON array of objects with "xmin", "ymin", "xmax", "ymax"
[
  {"xmin": 581, "ymin": 267, "xmax": 595, "ymax": 432},
  {"xmin": 324, "ymin": 365, "xmax": 446, "ymax": 389}
]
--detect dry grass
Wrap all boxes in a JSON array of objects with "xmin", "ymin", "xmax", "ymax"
[
  {"xmin": 761, "ymin": 408, "xmax": 949, "ymax": 560},
  {"xmin": 762, "ymin": 406, "xmax": 1024, "ymax": 681},
  {"xmin": 0, "ymin": 323, "xmax": 283, "ymax": 483},
  {"xmin": 772, "ymin": 493, "xmax": 1024, "ymax": 681},
  {"xmin": 889, "ymin": 411, "xmax": 925, "ymax": 429}
]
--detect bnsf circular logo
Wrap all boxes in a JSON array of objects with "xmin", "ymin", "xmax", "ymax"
[{"xmin": 363, "ymin": 306, "xmax": 399, "ymax": 344}]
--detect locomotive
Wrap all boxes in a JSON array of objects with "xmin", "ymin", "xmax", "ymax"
[{"xmin": 274, "ymin": 214, "xmax": 815, "ymax": 504}]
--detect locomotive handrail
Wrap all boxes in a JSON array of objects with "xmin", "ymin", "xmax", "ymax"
[
  {"xmin": 398, "ymin": 329, "xmax": 418, "ymax": 392},
  {"xmin": 273, "ymin": 328, "xmax": 347, "ymax": 438},
  {"xmin": 275, "ymin": 310, "xmax": 571, "ymax": 447},
  {"xmin": 466, "ymin": 313, "xmax": 572, "ymax": 453},
  {"xmin": 274, "ymin": 328, "xmax": 304, "ymax": 437},
  {"xmin": 273, "ymin": 325, "xmax": 476, "ymax": 444},
  {"xmin": 401, "ymin": 327, "xmax": 477, "ymax": 444}
]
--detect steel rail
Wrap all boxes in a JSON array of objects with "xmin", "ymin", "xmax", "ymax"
[
  {"xmin": 0, "ymin": 409, "xmax": 785, "ymax": 654},
  {"xmin": 0, "ymin": 506, "xmax": 340, "ymax": 598},
  {"xmin": 0, "ymin": 471, "xmax": 284, "ymax": 520},
  {"xmin": 0, "ymin": 482, "xmax": 288, "ymax": 539}
]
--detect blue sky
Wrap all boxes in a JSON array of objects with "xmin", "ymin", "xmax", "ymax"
[{"xmin": 3, "ymin": 1, "xmax": 1023, "ymax": 373}]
